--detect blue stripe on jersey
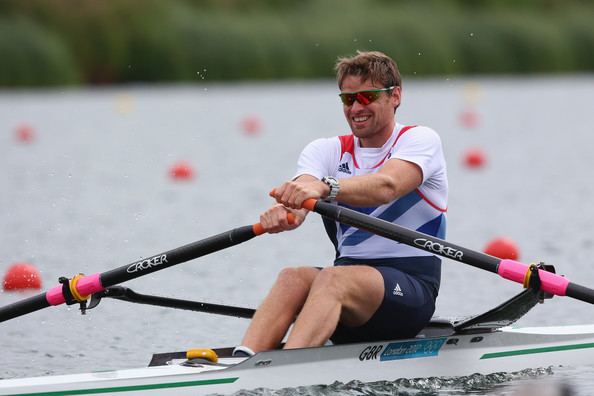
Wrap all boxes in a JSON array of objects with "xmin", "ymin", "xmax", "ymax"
[
  {"xmin": 342, "ymin": 191, "xmax": 422, "ymax": 246},
  {"xmin": 416, "ymin": 213, "xmax": 446, "ymax": 239}
]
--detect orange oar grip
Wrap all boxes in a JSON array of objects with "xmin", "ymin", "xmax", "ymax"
[
  {"xmin": 287, "ymin": 212, "xmax": 296, "ymax": 224},
  {"xmin": 302, "ymin": 199, "xmax": 317, "ymax": 211},
  {"xmin": 270, "ymin": 188, "xmax": 317, "ymax": 212},
  {"xmin": 252, "ymin": 212, "xmax": 297, "ymax": 236},
  {"xmin": 252, "ymin": 223, "xmax": 265, "ymax": 236}
]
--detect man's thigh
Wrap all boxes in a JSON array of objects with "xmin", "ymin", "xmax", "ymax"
[
  {"xmin": 331, "ymin": 265, "xmax": 436, "ymax": 343},
  {"xmin": 323, "ymin": 265, "xmax": 385, "ymax": 327}
]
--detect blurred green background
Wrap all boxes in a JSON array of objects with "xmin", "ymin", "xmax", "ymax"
[{"xmin": 1, "ymin": 0, "xmax": 594, "ymax": 87}]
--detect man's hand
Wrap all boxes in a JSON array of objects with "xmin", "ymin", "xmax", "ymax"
[
  {"xmin": 269, "ymin": 180, "xmax": 329, "ymax": 209},
  {"xmin": 259, "ymin": 204, "xmax": 305, "ymax": 234}
]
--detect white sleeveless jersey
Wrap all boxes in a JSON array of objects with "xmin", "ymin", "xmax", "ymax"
[{"xmin": 294, "ymin": 124, "xmax": 448, "ymax": 259}]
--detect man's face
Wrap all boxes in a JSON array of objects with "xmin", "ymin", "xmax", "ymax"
[{"xmin": 340, "ymin": 75, "xmax": 401, "ymax": 146}]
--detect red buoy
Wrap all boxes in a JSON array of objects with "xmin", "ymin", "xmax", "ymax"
[
  {"xmin": 15, "ymin": 124, "xmax": 35, "ymax": 143},
  {"xmin": 169, "ymin": 161, "xmax": 195, "ymax": 181},
  {"xmin": 484, "ymin": 237, "xmax": 520, "ymax": 260},
  {"xmin": 3, "ymin": 263, "xmax": 42, "ymax": 291},
  {"xmin": 240, "ymin": 115, "xmax": 262, "ymax": 136},
  {"xmin": 459, "ymin": 109, "xmax": 480, "ymax": 129},
  {"xmin": 462, "ymin": 147, "xmax": 487, "ymax": 169}
]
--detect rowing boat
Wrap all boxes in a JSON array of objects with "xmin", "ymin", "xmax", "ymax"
[
  {"xmin": 2, "ymin": 286, "xmax": 594, "ymax": 395},
  {"xmin": 1, "ymin": 326, "xmax": 594, "ymax": 395},
  {"xmin": 1, "ymin": 199, "xmax": 594, "ymax": 395}
]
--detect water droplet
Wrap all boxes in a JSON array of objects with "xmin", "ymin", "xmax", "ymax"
[
  {"xmin": 470, "ymin": 32, "xmax": 474, "ymax": 37},
  {"xmin": 418, "ymin": 52, "xmax": 422, "ymax": 56}
]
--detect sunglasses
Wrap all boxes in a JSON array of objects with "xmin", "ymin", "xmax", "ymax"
[{"xmin": 338, "ymin": 86, "xmax": 395, "ymax": 106}]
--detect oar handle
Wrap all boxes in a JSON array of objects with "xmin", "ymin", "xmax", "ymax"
[
  {"xmin": 252, "ymin": 212, "xmax": 296, "ymax": 236},
  {"xmin": 302, "ymin": 199, "xmax": 317, "ymax": 211},
  {"xmin": 301, "ymin": 198, "xmax": 594, "ymax": 306}
]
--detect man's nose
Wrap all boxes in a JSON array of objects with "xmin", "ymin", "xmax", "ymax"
[{"xmin": 351, "ymin": 99, "xmax": 367, "ymax": 111}]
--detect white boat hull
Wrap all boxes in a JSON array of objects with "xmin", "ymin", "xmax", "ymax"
[{"xmin": 2, "ymin": 324, "xmax": 594, "ymax": 395}]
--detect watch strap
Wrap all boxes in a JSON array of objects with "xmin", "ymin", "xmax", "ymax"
[{"xmin": 321, "ymin": 176, "xmax": 340, "ymax": 201}]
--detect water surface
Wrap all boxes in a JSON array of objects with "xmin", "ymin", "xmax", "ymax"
[{"xmin": 1, "ymin": 76, "xmax": 594, "ymax": 394}]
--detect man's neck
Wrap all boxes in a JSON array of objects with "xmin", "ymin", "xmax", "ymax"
[{"xmin": 358, "ymin": 122, "xmax": 396, "ymax": 148}]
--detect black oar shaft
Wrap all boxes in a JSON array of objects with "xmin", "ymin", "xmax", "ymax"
[
  {"xmin": 101, "ymin": 226, "xmax": 256, "ymax": 287},
  {"xmin": 0, "ymin": 225, "xmax": 260, "ymax": 323},
  {"xmin": 311, "ymin": 199, "xmax": 501, "ymax": 272},
  {"xmin": 0, "ymin": 294, "xmax": 50, "ymax": 323},
  {"xmin": 566, "ymin": 283, "xmax": 594, "ymax": 305},
  {"xmin": 304, "ymin": 199, "xmax": 594, "ymax": 306}
]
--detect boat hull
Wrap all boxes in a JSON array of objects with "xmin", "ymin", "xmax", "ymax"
[{"xmin": 2, "ymin": 325, "xmax": 594, "ymax": 395}]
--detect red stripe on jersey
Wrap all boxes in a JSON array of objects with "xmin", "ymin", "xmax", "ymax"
[
  {"xmin": 415, "ymin": 188, "xmax": 447, "ymax": 212},
  {"xmin": 338, "ymin": 125, "xmax": 417, "ymax": 169},
  {"xmin": 338, "ymin": 134, "xmax": 359, "ymax": 168}
]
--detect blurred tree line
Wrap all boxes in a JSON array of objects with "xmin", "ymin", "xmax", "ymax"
[{"xmin": 1, "ymin": 0, "xmax": 594, "ymax": 87}]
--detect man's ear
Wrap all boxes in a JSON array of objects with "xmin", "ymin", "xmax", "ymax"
[{"xmin": 392, "ymin": 86, "xmax": 402, "ymax": 110}]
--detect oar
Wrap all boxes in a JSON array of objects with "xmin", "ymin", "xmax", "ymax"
[
  {"xmin": 0, "ymin": 215, "xmax": 292, "ymax": 323},
  {"xmin": 301, "ymin": 199, "xmax": 594, "ymax": 305}
]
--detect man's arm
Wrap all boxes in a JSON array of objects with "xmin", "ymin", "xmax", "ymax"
[
  {"xmin": 271, "ymin": 159, "xmax": 422, "ymax": 209},
  {"xmin": 334, "ymin": 159, "xmax": 422, "ymax": 206}
]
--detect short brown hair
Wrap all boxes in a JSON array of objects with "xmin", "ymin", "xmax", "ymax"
[{"xmin": 335, "ymin": 50, "xmax": 401, "ymax": 90}]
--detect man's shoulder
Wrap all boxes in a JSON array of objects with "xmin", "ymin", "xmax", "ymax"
[
  {"xmin": 300, "ymin": 136, "xmax": 343, "ymax": 160},
  {"xmin": 398, "ymin": 124, "xmax": 439, "ymax": 135},
  {"xmin": 395, "ymin": 124, "xmax": 442, "ymax": 146},
  {"xmin": 305, "ymin": 136, "xmax": 343, "ymax": 150}
]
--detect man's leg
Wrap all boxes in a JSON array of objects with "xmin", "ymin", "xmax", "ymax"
[
  {"xmin": 283, "ymin": 265, "xmax": 384, "ymax": 349},
  {"xmin": 241, "ymin": 266, "xmax": 320, "ymax": 352}
]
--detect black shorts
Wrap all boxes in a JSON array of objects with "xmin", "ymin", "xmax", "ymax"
[{"xmin": 330, "ymin": 256, "xmax": 439, "ymax": 344}]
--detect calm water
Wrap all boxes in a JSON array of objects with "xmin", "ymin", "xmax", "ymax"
[{"xmin": 1, "ymin": 76, "xmax": 594, "ymax": 395}]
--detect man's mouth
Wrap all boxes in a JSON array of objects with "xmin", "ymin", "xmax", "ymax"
[{"xmin": 352, "ymin": 115, "xmax": 371, "ymax": 123}]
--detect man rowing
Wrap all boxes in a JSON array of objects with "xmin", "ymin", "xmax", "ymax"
[{"xmin": 234, "ymin": 50, "xmax": 448, "ymax": 356}]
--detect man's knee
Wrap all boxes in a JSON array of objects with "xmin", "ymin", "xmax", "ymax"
[
  {"xmin": 275, "ymin": 267, "xmax": 317, "ymax": 291},
  {"xmin": 312, "ymin": 267, "xmax": 347, "ymax": 299}
]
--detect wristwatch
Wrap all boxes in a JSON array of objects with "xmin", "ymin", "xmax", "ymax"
[{"xmin": 321, "ymin": 176, "xmax": 340, "ymax": 201}]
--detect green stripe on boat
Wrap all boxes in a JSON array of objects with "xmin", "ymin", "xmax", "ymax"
[
  {"xmin": 481, "ymin": 342, "xmax": 594, "ymax": 359},
  {"xmin": 9, "ymin": 377, "xmax": 239, "ymax": 396}
]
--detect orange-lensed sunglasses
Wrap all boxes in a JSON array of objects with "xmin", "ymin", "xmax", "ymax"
[{"xmin": 339, "ymin": 86, "xmax": 395, "ymax": 106}]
